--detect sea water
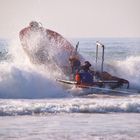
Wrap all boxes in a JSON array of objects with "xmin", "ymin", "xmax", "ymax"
[{"xmin": 0, "ymin": 38, "xmax": 140, "ymax": 140}]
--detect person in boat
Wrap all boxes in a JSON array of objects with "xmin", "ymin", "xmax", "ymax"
[
  {"xmin": 83, "ymin": 61, "xmax": 91, "ymax": 71},
  {"xmin": 69, "ymin": 55, "xmax": 81, "ymax": 77},
  {"xmin": 75, "ymin": 61, "xmax": 94, "ymax": 85}
]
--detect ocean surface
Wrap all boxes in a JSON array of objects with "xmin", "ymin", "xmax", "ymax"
[{"xmin": 0, "ymin": 38, "xmax": 140, "ymax": 140}]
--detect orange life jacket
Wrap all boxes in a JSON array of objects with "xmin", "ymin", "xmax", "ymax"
[{"xmin": 75, "ymin": 73, "xmax": 81, "ymax": 83}]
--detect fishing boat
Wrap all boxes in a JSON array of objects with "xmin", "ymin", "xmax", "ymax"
[
  {"xmin": 19, "ymin": 21, "xmax": 129, "ymax": 93},
  {"xmin": 56, "ymin": 42, "xmax": 129, "ymax": 93}
]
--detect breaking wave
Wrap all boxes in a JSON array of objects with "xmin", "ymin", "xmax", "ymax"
[
  {"xmin": 0, "ymin": 39, "xmax": 68, "ymax": 99},
  {"xmin": 0, "ymin": 97, "xmax": 140, "ymax": 116},
  {"xmin": 105, "ymin": 56, "xmax": 140, "ymax": 90}
]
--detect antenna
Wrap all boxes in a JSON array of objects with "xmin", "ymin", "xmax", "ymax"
[{"xmin": 75, "ymin": 41, "xmax": 79, "ymax": 53}]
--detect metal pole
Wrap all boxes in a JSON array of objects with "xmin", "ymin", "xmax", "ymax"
[
  {"xmin": 96, "ymin": 42, "xmax": 105, "ymax": 73},
  {"xmin": 101, "ymin": 45, "xmax": 104, "ymax": 73},
  {"xmin": 96, "ymin": 43, "xmax": 98, "ymax": 70}
]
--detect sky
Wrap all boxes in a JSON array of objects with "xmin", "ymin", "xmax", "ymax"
[{"xmin": 0, "ymin": 0, "xmax": 140, "ymax": 38}]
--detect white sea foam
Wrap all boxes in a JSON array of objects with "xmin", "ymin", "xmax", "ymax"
[
  {"xmin": 105, "ymin": 56, "xmax": 140, "ymax": 89},
  {"xmin": 0, "ymin": 39, "xmax": 67, "ymax": 98},
  {"xmin": 0, "ymin": 97, "xmax": 140, "ymax": 116}
]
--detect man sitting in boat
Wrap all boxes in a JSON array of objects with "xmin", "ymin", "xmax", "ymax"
[
  {"xmin": 69, "ymin": 55, "xmax": 81, "ymax": 79},
  {"xmin": 75, "ymin": 61, "xmax": 94, "ymax": 85}
]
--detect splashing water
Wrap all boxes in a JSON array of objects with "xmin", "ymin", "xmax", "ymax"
[
  {"xmin": 0, "ymin": 37, "xmax": 140, "ymax": 99},
  {"xmin": 105, "ymin": 56, "xmax": 140, "ymax": 89},
  {"xmin": 0, "ymin": 39, "xmax": 68, "ymax": 99}
]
